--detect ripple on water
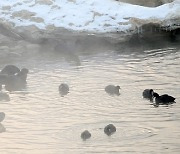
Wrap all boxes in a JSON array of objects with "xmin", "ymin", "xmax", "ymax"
[
  {"xmin": 55, "ymin": 122, "xmax": 157, "ymax": 144},
  {"xmin": 0, "ymin": 40, "xmax": 179, "ymax": 153}
]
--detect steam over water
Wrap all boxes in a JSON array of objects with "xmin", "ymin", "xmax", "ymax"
[{"xmin": 0, "ymin": 30, "xmax": 180, "ymax": 154}]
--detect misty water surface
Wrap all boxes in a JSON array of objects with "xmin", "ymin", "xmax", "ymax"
[{"xmin": 0, "ymin": 32, "xmax": 180, "ymax": 154}]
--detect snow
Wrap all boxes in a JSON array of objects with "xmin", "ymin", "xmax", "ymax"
[{"xmin": 0, "ymin": 0, "xmax": 180, "ymax": 33}]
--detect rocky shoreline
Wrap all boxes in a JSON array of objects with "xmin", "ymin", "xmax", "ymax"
[
  {"xmin": 116, "ymin": 0, "xmax": 174, "ymax": 7},
  {"xmin": 0, "ymin": 0, "xmax": 179, "ymax": 51}
]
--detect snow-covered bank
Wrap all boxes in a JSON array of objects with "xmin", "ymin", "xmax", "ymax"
[{"xmin": 0, "ymin": 0, "xmax": 180, "ymax": 33}]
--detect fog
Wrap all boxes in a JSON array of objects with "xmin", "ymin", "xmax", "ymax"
[{"xmin": 0, "ymin": 22, "xmax": 179, "ymax": 59}]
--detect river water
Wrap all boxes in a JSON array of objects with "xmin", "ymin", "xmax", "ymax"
[{"xmin": 0, "ymin": 32, "xmax": 180, "ymax": 154}]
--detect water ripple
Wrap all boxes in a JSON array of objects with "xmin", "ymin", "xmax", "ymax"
[{"xmin": 0, "ymin": 43, "xmax": 179, "ymax": 153}]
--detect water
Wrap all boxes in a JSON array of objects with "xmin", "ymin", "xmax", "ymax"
[{"xmin": 0, "ymin": 33, "xmax": 180, "ymax": 154}]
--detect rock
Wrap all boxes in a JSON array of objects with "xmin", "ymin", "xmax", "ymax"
[{"xmin": 115, "ymin": 0, "xmax": 174, "ymax": 7}]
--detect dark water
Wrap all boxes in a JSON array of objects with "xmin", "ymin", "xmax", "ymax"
[{"xmin": 0, "ymin": 33, "xmax": 180, "ymax": 153}]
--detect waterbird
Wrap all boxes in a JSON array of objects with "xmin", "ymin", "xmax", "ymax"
[
  {"xmin": 105, "ymin": 85, "xmax": 120, "ymax": 96},
  {"xmin": 143, "ymin": 89, "xmax": 154, "ymax": 101},
  {"xmin": 16, "ymin": 68, "xmax": 29, "ymax": 83},
  {"xmin": 4, "ymin": 68, "xmax": 29, "ymax": 91},
  {"xmin": 153, "ymin": 92, "xmax": 175, "ymax": 104},
  {"xmin": 0, "ymin": 112, "xmax": 5, "ymax": 122},
  {"xmin": 81, "ymin": 130, "xmax": 91, "ymax": 140},
  {"xmin": 0, "ymin": 65, "xmax": 20, "ymax": 75},
  {"xmin": 59, "ymin": 83, "xmax": 69, "ymax": 96},
  {"xmin": 104, "ymin": 124, "xmax": 116, "ymax": 136}
]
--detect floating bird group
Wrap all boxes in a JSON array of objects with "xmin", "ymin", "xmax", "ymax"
[
  {"xmin": 143, "ymin": 89, "xmax": 176, "ymax": 105},
  {"xmin": 0, "ymin": 65, "xmax": 177, "ymax": 139},
  {"xmin": 81, "ymin": 124, "xmax": 116, "ymax": 141},
  {"xmin": 0, "ymin": 65, "xmax": 29, "ymax": 91},
  {"xmin": 0, "ymin": 65, "xmax": 29, "ymax": 125}
]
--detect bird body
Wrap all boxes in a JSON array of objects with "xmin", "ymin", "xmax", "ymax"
[
  {"xmin": 105, "ymin": 85, "xmax": 120, "ymax": 96},
  {"xmin": 4, "ymin": 68, "xmax": 28, "ymax": 91},
  {"xmin": 59, "ymin": 83, "xmax": 69, "ymax": 96},
  {"xmin": 153, "ymin": 92, "xmax": 175, "ymax": 104},
  {"xmin": 104, "ymin": 124, "xmax": 116, "ymax": 136},
  {"xmin": 143, "ymin": 89, "xmax": 154, "ymax": 102},
  {"xmin": 0, "ymin": 65, "xmax": 20, "ymax": 75},
  {"xmin": 143, "ymin": 89, "xmax": 154, "ymax": 99},
  {"xmin": 0, "ymin": 67, "xmax": 28, "ymax": 91},
  {"xmin": 81, "ymin": 130, "xmax": 91, "ymax": 140}
]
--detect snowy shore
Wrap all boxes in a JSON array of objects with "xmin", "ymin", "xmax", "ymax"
[{"xmin": 0, "ymin": 0, "xmax": 180, "ymax": 33}]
